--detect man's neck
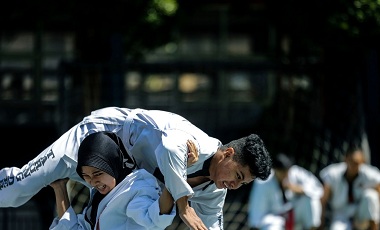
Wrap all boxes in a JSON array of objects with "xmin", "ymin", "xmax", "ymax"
[
  {"xmin": 345, "ymin": 171, "xmax": 358, "ymax": 183},
  {"xmin": 187, "ymin": 176, "xmax": 210, "ymax": 187},
  {"xmin": 187, "ymin": 155, "xmax": 215, "ymax": 187}
]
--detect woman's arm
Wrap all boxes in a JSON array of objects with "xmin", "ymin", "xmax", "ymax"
[
  {"xmin": 158, "ymin": 187, "xmax": 174, "ymax": 215},
  {"xmin": 49, "ymin": 178, "xmax": 70, "ymax": 218}
]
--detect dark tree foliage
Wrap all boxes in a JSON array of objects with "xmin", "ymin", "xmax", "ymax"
[
  {"xmin": 261, "ymin": 0, "xmax": 380, "ymax": 168},
  {"xmin": 0, "ymin": 0, "xmax": 180, "ymax": 61}
]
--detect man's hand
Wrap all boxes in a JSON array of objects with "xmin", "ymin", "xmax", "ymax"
[
  {"xmin": 177, "ymin": 140, "xmax": 205, "ymax": 229},
  {"xmin": 187, "ymin": 140, "xmax": 199, "ymax": 167},
  {"xmin": 177, "ymin": 196, "xmax": 207, "ymax": 230}
]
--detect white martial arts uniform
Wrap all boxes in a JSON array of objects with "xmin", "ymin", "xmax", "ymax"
[
  {"xmin": 0, "ymin": 107, "xmax": 225, "ymax": 229},
  {"xmin": 50, "ymin": 169, "xmax": 175, "ymax": 230},
  {"xmin": 248, "ymin": 166, "xmax": 323, "ymax": 230},
  {"xmin": 319, "ymin": 162, "xmax": 380, "ymax": 230}
]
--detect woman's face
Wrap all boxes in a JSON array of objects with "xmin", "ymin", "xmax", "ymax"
[{"xmin": 81, "ymin": 166, "xmax": 116, "ymax": 195}]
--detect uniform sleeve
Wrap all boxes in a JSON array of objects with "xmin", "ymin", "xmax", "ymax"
[
  {"xmin": 155, "ymin": 130, "xmax": 194, "ymax": 201},
  {"xmin": 49, "ymin": 206, "xmax": 90, "ymax": 230},
  {"xmin": 319, "ymin": 164, "xmax": 338, "ymax": 185},
  {"xmin": 190, "ymin": 186, "xmax": 226, "ymax": 230},
  {"xmin": 126, "ymin": 176, "xmax": 176, "ymax": 230},
  {"xmin": 361, "ymin": 164, "xmax": 380, "ymax": 186},
  {"xmin": 290, "ymin": 165, "xmax": 323, "ymax": 199}
]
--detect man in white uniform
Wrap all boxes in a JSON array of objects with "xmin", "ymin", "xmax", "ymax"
[
  {"xmin": 320, "ymin": 145, "xmax": 380, "ymax": 230},
  {"xmin": 248, "ymin": 153, "xmax": 323, "ymax": 230},
  {"xmin": 0, "ymin": 107, "xmax": 272, "ymax": 230}
]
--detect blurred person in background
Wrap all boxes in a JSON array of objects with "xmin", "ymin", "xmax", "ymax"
[
  {"xmin": 0, "ymin": 106, "xmax": 272, "ymax": 230},
  {"xmin": 248, "ymin": 153, "xmax": 323, "ymax": 230},
  {"xmin": 319, "ymin": 145, "xmax": 380, "ymax": 230}
]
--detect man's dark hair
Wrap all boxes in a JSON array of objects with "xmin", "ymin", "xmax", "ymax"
[
  {"xmin": 345, "ymin": 145, "xmax": 363, "ymax": 157},
  {"xmin": 224, "ymin": 134, "xmax": 272, "ymax": 180}
]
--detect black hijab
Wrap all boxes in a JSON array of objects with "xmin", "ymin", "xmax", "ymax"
[
  {"xmin": 77, "ymin": 131, "xmax": 134, "ymax": 228},
  {"xmin": 77, "ymin": 131, "xmax": 133, "ymax": 184}
]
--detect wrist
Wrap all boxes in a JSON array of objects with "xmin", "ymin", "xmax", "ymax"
[{"xmin": 176, "ymin": 196, "xmax": 190, "ymax": 214}]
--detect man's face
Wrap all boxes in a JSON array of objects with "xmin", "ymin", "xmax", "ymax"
[
  {"xmin": 210, "ymin": 150, "xmax": 255, "ymax": 190},
  {"xmin": 345, "ymin": 150, "xmax": 365, "ymax": 176}
]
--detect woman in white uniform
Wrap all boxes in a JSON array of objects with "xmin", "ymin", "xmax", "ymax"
[{"xmin": 49, "ymin": 131, "xmax": 182, "ymax": 230}]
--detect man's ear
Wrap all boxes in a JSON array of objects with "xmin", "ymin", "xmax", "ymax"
[{"xmin": 225, "ymin": 147, "xmax": 235, "ymax": 157}]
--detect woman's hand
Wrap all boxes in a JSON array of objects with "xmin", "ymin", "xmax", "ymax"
[
  {"xmin": 49, "ymin": 178, "xmax": 69, "ymax": 190},
  {"xmin": 187, "ymin": 140, "xmax": 199, "ymax": 167}
]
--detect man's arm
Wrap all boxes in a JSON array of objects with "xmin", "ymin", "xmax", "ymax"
[
  {"xmin": 189, "ymin": 187, "xmax": 226, "ymax": 229},
  {"xmin": 157, "ymin": 138, "xmax": 207, "ymax": 229},
  {"xmin": 156, "ymin": 133, "xmax": 210, "ymax": 229},
  {"xmin": 158, "ymin": 138, "xmax": 199, "ymax": 216},
  {"xmin": 287, "ymin": 166, "xmax": 323, "ymax": 198},
  {"xmin": 177, "ymin": 196, "xmax": 208, "ymax": 230},
  {"xmin": 176, "ymin": 140, "xmax": 207, "ymax": 229},
  {"xmin": 375, "ymin": 184, "xmax": 380, "ymax": 194}
]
